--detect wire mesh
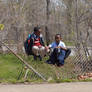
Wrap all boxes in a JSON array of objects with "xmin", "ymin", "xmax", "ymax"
[{"xmin": 0, "ymin": 0, "xmax": 92, "ymax": 82}]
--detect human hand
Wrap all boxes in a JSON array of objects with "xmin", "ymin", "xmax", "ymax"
[
  {"xmin": 56, "ymin": 46, "xmax": 61, "ymax": 48},
  {"xmin": 45, "ymin": 46, "xmax": 49, "ymax": 50},
  {"xmin": 45, "ymin": 46, "xmax": 50, "ymax": 52}
]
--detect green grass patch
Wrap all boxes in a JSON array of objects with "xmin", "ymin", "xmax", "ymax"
[
  {"xmin": 0, "ymin": 54, "xmax": 91, "ymax": 83},
  {"xmin": 0, "ymin": 54, "xmax": 23, "ymax": 81},
  {"xmin": 0, "ymin": 54, "xmax": 76, "ymax": 83}
]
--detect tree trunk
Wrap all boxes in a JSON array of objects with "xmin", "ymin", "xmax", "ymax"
[{"xmin": 45, "ymin": 0, "xmax": 50, "ymax": 45}]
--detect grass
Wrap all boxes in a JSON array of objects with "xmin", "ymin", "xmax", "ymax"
[
  {"xmin": 0, "ymin": 54, "xmax": 92, "ymax": 83},
  {"xmin": 0, "ymin": 54, "xmax": 22, "ymax": 82}
]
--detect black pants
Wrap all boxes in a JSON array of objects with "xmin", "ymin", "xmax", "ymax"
[{"xmin": 49, "ymin": 48, "xmax": 71, "ymax": 65}]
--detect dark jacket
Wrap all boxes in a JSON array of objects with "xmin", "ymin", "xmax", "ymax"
[{"xmin": 24, "ymin": 33, "xmax": 45, "ymax": 55}]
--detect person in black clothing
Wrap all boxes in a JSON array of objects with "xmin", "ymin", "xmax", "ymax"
[{"xmin": 24, "ymin": 26, "xmax": 46, "ymax": 60}]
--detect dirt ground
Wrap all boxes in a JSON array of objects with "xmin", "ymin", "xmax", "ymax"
[{"xmin": 0, "ymin": 82, "xmax": 92, "ymax": 92}]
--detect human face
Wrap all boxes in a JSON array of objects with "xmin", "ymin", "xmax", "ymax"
[
  {"xmin": 35, "ymin": 29, "xmax": 42, "ymax": 36},
  {"xmin": 55, "ymin": 35, "xmax": 61, "ymax": 43}
]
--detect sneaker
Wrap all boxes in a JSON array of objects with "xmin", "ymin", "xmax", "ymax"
[
  {"xmin": 57, "ymin": 63, "xmax": 64, "ymax": 67},
  {"xmin": 34, "ymin": 55, "xmax": 37, "ymax": 60},
  {"xmin": 45, "ymin": 60, "xmax": 55, "ymax": 65},
  {"xmin": 38, "ymin": 55, "xmax": 42, "ymax": 61}
]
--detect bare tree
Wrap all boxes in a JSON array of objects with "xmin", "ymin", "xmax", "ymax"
[{"xmin": 45, "ymin": 0, "xmax": 50, "ymax": 45}]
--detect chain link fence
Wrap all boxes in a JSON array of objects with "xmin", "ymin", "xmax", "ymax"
[{"xmin": 0, "ymin": 0, "xmax": 92, "ymax": 82}]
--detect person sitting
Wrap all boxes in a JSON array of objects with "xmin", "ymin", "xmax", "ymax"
[
  {"xmin": 45, "ymin": 34, "xmax": 71, "ymax": 67},
  {"xmin": 24, "ymin": 26, "xmax": 46, "ymax": 61}
]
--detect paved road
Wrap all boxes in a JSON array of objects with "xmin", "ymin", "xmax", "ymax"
[{"xmin": 0, "ymin": 82, "xmax": 92, "ymax": 92}]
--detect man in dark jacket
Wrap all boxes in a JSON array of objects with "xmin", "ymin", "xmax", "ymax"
[{"xmin": 26, "ymin": 26, "xmax": 46, "ymax": 60}]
